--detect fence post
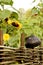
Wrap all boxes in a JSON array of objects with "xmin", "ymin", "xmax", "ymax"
[
  {"xmin": 0, "ymin": 29, "xmax": 3, "ymax": 62},
  {"xmin": 0, "ymin": 29, "xmax": 3, "ymax": 45},
  {"xmin": 20, "ymin": 33, "xmax": 25, "ymax": 49}
]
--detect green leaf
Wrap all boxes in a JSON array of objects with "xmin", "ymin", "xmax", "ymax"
[
  {"xmin": 10, "ymin": 12, "xmax": 19, "ymax": 20},
  {"xmin": 33, "ymin": 0, "xmax": 36, "ymax": 3},
  {"xmin": 32, "ymin": 7, "xmax": 40, "ymax": 15},
  {"xmin": 0, "ymin": 0, "xmax": 13, "ymax": 5},
  {"xmin": 38, "ymin": 3, "xmax": 43, "ymax": 7},
  {"xmin": 0, "ymin": 10, "xmax": 11, "ymax": 19}
]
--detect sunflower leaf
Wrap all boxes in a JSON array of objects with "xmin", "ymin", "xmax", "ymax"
[
  {"xmin": 10, "ymin": 12, "xmax": 19, "ymax": 20},
  {"xmin": 0, "ymin": 10, "xmax": 11, "ymax": 19},
  {"xmin": 0, "ymin": 0, "xmax": 13, "ymax": 5}
]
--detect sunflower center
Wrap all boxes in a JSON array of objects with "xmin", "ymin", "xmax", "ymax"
[
  {"xmin": 12, "ymin": 22, "xmax": 19, "ymax": 27},
  {"xmin": 5, "ymin": 18, "xmax": 8, "ymax": 22}
]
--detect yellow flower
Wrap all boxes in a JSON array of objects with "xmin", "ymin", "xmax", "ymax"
[
  {"xmin": 3, "ymin": 34, "xmax": 10, "ymax": 41},
  {"xmin": 11, "ymin": 20, "xmax": 22, "ymax": 29},
  {"xmin": 7, "ymin": 19, "xmax": 12, "ymax": 24},
  {"xmin": 7, "ymin": 19, "xmax": 22, "ymax": 29},
  {"xmin": 15, "ymin": 62, "xmax": 19, "ymax": 64}
]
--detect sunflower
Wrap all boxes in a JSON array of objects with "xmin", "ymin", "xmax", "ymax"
[
  {"xmin": 6, "ymin": 19, "xmax": 22, "ymax": 29},
  {"xmin": 11, "ymin": 20, "xmax": 22, "ymax": 29},
  {"xmin": 7, "ymin": 19, "xmax": 12, "ymax": 24},
  {"xmin": 3, "ymin": 34, "xmax": 10, "ymax": 41}
]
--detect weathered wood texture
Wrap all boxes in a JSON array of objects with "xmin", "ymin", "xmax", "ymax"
[
  {"xmin": 0, "ymin": 46, "xmax": 43, "ymax": 65},
  {"xmin": 0, "ymin": 30, "xmax": 3, "ymax": 45}
]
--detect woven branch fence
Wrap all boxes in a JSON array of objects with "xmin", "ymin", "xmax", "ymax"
[{"xmin": 0, "ymin": 30, "xmax": 43, "ymax": 65}]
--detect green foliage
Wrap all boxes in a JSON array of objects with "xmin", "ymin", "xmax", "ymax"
[
  {"xmin": 20, "ymin": 7, "xmax": 43, "ymax": 40},
  {"xmin": 10, "ymin": 12, "xmax": 19, "ymax": 20},
  {"xmin": 0, "ymin": 0, "xmax": 13, "ymax": 5},
  {"xmin": 0, "ymin": 10, "xmax": 11, "ymax": 19},
  {"xmin": 0, "ymin": 0, "xmax": 43, "ymax": 47},
  {"xmin": 38, "ymin": 3, "xmax": 43, "ymax": 7},
  {"xmin": 33, "ymin": 0, "xmax": 36, "ymax": 3}
]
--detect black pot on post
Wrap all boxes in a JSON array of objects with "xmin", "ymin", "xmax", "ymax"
[
  {"xmin": 25, "ymin": 35, "xmax": 41, "ymax": 64},
  {"xmin": 25, "ymin": 35, "xmax": 41, "ymax": 49}
]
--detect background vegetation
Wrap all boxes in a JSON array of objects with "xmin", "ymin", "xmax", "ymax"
[{"xmin": 0, "ymin": 0, "xmax": 43, "ymax": 47}]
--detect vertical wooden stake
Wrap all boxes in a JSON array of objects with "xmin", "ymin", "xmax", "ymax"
[
  {"xmin": 0, "ymin": 29, "xmax": 3, "ymax": 45},
  {"xmin": 20, "ymin": 33, "xmax": 25, "ymax": 48},
  {"xmin": 0, "ymin": 30, "xmax": 3, "ymax": 62},
  {"xmin": 39, "ymin": 42, "xmax": 42, "ymax": 64}
]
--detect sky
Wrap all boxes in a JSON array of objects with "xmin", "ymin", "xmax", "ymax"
[
  {"xmin": 0, "ymin": 0, "xmax": 40, "ymax": 11},
  {"xmin": 13, "ymin": 0, "xmax": 40, "ymax": 10}
]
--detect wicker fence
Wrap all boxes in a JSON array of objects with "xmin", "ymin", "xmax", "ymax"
[
  {"xmin": 0, "ymin": 30, "xmax": 43, "ymax": 65},
  {"xmin": 0, "ymin": 46, "xmax": 43, "ymax": 65}
]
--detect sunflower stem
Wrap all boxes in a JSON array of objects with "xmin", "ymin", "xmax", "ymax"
[{"xmin": 11, "ymin": 6, "xmax": 20, "ymax": 14}]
